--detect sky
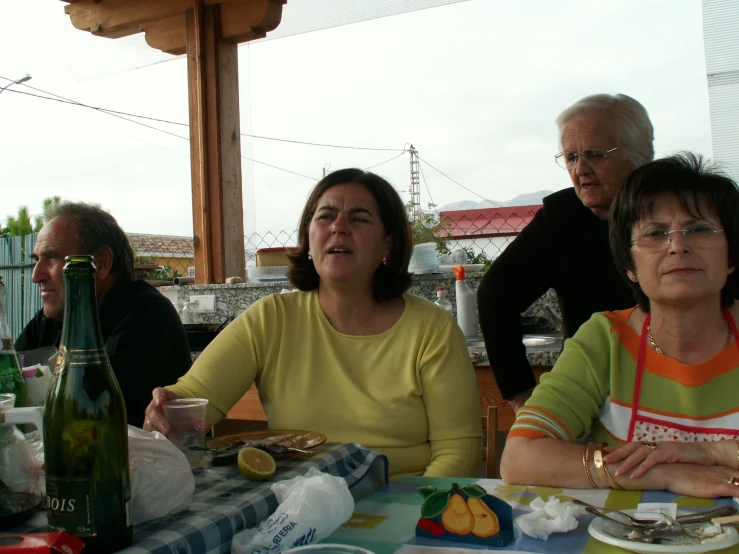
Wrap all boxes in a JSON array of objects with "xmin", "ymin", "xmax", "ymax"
[{"xmin": 0, "ymin": 0, "xmax": 713, "ymax": 240}]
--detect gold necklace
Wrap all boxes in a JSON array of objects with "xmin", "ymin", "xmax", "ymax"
[{"xmin": 647, "ymin": 321, "xmax": 733, "ymax": 355}]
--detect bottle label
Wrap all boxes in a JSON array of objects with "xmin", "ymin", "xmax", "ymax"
[
  {"xmin": 0, "ymin": 338, "xmax": 16, "ymax": 354},
  {"xmin": 54, "ymin": 347, "xmax": 108, "ymax": 375},
  {"xmin": 46, "ymin": 476, "xmax": 96, "ymax": 536}
]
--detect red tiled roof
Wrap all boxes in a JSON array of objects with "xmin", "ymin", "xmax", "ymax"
[{"xmin": 439, "ymin": 205, "xmax": 542, "ymax": 239}]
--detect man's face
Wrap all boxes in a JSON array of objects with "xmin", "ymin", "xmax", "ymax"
[{"xmin": 31, "ymin": 217, "xmax": 81, "ymax": 321}]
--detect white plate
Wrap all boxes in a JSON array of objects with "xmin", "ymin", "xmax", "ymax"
[
  {"xmin": 588, "ymin": 509, "xmax": 739, "ymax": 553},
  {"xmin": 439, "ymin": 264, "xmax": 484, "ymax": 274}
]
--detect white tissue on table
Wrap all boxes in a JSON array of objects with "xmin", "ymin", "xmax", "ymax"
[{"xmin": 515, "ymin": 496, "xmax": 583, "ymax": 540}]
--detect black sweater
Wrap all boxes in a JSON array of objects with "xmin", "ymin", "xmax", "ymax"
[
  {"xmin": 16, "ymin": 279, "xmax": 192, "ymax": 427},
  {"xmin": 477, "ymin": 188, "xmax": 635, "ymax": 399}
]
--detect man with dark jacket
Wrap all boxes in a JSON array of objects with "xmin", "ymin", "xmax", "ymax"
[{"xmin": 17, "ymin": 203, "xmax": 191, "ymax": 426}]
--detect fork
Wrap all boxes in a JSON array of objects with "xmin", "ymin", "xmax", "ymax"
[{"xmin": 574, "ymin": 499, "xmax": 660, "ymax": 527}]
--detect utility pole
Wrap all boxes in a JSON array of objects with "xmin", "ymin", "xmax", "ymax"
[{"xmin": 408, "ymin": 145, "xmax": 421, "ymax": 222}]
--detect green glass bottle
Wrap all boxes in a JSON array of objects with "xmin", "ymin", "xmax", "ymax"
[
  {"xmin": 0, "ymin": 277, "xmax": 27, "ymax": 408},
  {"xmin": 43, "ymin": 256, "xmax": 132, "ymax": 553}
]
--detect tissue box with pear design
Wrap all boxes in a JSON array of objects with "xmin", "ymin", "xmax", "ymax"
[{"xmin": 415, "ymin": 483, "xmax": 513, "ymax": 546}]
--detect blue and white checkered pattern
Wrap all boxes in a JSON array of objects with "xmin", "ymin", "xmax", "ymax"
[{"xmin": 12, "ymin": 442, "xmax": 387, "ymax": 554}]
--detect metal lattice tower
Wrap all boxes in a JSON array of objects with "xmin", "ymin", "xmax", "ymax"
[{"xmin": 408, "ymin": 145, "xmax": 421, "ymax": 222}]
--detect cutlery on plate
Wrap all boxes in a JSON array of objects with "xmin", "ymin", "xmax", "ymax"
[
  {"xmin": 574, "ymin": 499, "xmax": 660, "ymax": 526},
  {"xmin": 585, "ymin": 506, "xmax": 662, "ymax": 530},
  {"xmin": 577, "ymin": 499, "xmax": 735, "ymax": 526}
]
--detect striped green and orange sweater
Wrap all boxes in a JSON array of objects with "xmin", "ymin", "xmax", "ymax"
[{"xmin": 509, "ymin": 308, "xmax": 739, "ymax": 445}]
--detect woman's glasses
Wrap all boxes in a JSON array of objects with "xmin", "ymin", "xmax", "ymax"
[
  {"xmin": 630, "ymin": 224, "xmax": 725, "ymax": 250},
  {"xmin": 554, "ymin": 147, "xmax": 620, "ymax": 170}
]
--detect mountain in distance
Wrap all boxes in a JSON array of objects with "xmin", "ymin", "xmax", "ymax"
[{"xmin": 438, "ymin": 190, "xmax": 553, "ymax": 212}]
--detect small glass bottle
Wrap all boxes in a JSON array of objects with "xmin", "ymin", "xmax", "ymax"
[
  {"xmin": 0, "ymin": 277, "xmax": 27, "ymax": 408},
  {"xmin": 435, "ymin": 286, "xmax": 454, "ymax": 317}
]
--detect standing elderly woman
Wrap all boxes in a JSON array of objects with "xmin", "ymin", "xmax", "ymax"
[
  {"xmin": 144, "ymin": 168, "xmax": 483, "ymax": 478},
  {"xmin": 477, "ymin": 94, "xmax": 654, "ymax": 412},
  {"xmin": 501, "ymin": 154, "xmax": 739, "ymax": 499}
]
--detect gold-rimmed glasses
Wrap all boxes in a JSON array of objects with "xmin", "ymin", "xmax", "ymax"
[
  {"xmin": 554, "ymin": 147, "xmax": 620, "ymax": 170},
  {"xmin": 630, "ymin": 224, "xmax": 725, "ymax": 251}
]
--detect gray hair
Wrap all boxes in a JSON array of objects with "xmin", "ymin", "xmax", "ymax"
[
  {"xmin": 556, "ymin": 93, "xmax": 655, "ymax": 168},
  {"xmin": 47, "ymin": 202, "xmax": 135, "ymax": 282}
]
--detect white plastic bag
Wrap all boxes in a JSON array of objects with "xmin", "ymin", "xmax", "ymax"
[
  {"xmin": 128, "ymin": 425, "xmax": 195, "ymax": 525},
  {"xmin": 232, "ymin": 467, "xmax": 354, "ymax": 554}
]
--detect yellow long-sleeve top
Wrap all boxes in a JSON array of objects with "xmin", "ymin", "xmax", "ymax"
[{"xmin": 168, "ymin": 290, "xmax": 483, "ymax": 477}]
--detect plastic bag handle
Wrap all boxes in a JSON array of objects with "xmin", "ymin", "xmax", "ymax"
[{"xmin": 1, "ymin": 407, "xmax": 44, "ymax": 435}]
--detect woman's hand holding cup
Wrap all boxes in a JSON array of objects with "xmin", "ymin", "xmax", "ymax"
[{"xmin": 143, "ymin": 387, "xmax": 181, "ymax": 436}]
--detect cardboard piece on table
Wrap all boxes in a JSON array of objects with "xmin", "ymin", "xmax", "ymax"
[
  {"xmin": 0, "ymin": 531, "xmax": 85, "ymax": 553},
  {"xmin": 414, "ymin": 482, "xmax": 514, "ymax": 546}
]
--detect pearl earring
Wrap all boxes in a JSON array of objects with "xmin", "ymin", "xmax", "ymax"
[
  {"xmin": 307, "ymin": 253, "xmax": 312, "ymax": 261},
  {"xmin": 382, "ymin": 257, "xmax": 387, "ymax": 266}
]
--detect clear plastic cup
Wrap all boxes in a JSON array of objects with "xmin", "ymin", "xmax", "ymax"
[{"xmin": 163, "ymin": 398, "xmax": 209, "ymax": 469}]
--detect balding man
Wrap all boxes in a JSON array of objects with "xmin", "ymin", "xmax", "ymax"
[{"xmin": 16, "ymin": 202, "xmax": 192, "ymax": 426}]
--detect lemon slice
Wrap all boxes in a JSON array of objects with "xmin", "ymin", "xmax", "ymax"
[{"xmin": 237, "ymin": 447, "xmax": 276, "ymax": 481}]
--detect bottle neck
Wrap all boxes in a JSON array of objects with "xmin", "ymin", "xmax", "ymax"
[{"xmin": 60, "ymin": 272, "xmax": 106, "ymax": 352}]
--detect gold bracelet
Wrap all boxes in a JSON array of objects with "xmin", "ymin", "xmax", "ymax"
[
  {"xmin": 583, "ymin": 444, "xmax": 598, "ymax": 488},
  {"xmin": 593, "ymin": 444, "xmax": 623, "ymax": 490},
  {"xmin": 602, "ymin": 462, "xmax": 623, "ymax": 490},
  {"xmin": 592, "ymin": 448, "xmax": 609, "ymax": 489}
]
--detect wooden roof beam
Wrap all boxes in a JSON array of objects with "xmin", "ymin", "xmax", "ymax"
[{"xmin": 63, "ymin": 0, "xmax": 285, "ymax": 54}]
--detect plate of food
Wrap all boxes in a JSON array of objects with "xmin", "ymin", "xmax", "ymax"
[
  {"xmin": 588, "ymin": 509, "xmax": 739, "ymax": 553},
  {"xmin": 207, "ymin": 429, "xmax": 327, "ymax": 451},
  {"xmin": 438, "ymin": 264, "xmax": 485, "ymax": 274}
]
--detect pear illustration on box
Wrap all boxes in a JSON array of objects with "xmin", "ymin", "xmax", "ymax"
[{"xmin": 415, "ymin": 483, "xmax": 513, "ymax": 546}]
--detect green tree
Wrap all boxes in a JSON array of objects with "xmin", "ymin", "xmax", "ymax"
[
  {"xmin": 407, "ymin": 201, "xmax": 452, "ymax": 254},
  {"xmin": 6, "ymin": 206, "xmax": 34, "ymax": 236},
  {"xmin": 2, "ymin": 196, "xmax": 63, "ymax": 237}
]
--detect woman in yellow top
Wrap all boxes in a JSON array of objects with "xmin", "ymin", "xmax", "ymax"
[{"xmin": 144, "ymin": 168, "xmax": 483, "ymax": 477}]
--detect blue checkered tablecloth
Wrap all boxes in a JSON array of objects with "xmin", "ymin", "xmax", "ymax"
[{"xmin": 9, "ymin": 442, "xmax": 388, "ymax": 554}]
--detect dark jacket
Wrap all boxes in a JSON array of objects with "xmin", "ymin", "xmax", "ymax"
[
  {"xmin": 16, "ymin": 279, "xmax": 192, "ymax": 427},
  {"xmin": 477, "ymin": 188, "xmax": 635, "ymax": 399}
]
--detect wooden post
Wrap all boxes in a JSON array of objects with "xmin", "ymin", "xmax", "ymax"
[
  {"xmin": 186, "ymin": 0, "xmax": 245, "ymax": 284},
  {"xmin": 61, "ymin": 0, "xmax": 286, "ymax": 284}
]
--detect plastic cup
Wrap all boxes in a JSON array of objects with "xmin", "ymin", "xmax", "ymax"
[{"xmin": 163, "ymin": 398, "xmax": 209, "ymax": 469}]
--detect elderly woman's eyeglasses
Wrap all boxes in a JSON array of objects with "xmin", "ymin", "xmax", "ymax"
[
  {"xmin": 630, "ymin": 225, "xmax": 725, "ymax": 250},
  {"xmin": 554, "ymin": 147, "xmax": 620, "ymax": 170}
]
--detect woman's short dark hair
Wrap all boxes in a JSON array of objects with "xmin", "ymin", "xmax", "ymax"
[
  {"xmin": 48, "ymin": 202, "xmax": 136, "ymax": 283},
  {"xmin": 609, "ymin": 152, "xmax": 739, "ymax": 311},
  {"xmin": 287, "ymin": 168, "xmax": 412, "ymax": 301}
]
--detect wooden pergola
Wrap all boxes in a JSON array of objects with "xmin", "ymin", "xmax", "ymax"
[{"xmin": 61, "ymin": 0, "xmax": 286, "ymax": 284}]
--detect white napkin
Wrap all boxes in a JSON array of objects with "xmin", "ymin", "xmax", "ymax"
[{"xmin": 515, "ymin": 496, "xmax": 583, "ymax": 540}]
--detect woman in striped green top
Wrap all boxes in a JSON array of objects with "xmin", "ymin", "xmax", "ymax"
[{"xmin": 501, "ymin": 153, "xmax": 739, "ymax": 499}]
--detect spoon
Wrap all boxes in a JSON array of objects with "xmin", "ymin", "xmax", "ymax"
[{"xmin": 585, "ymin": 506, "xmax": 664, "ymax": 531}]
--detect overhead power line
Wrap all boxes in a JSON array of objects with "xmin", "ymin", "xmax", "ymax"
[
  {"xmin": 417, "ymin": 155, "xmax": 501, "ymax": 207},
  {"xmin": 362, "ymin": 151, "xmax": 406, "ymax": 171},
  {"xmin": 1, "ymin": 79, "xmax": 318, "ymax": 181},
  {"xmin": 1, "ymin": 77, "xmax": 405, "ymax": 152}
]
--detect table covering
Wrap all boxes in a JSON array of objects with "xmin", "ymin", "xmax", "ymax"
[
  {"xmin": 325, "ymin": 477, "xmax": 739, "ymax": 554},
  {"xmin": 8, "ymin": 442, "xmax": 388, "ymax": 554}
]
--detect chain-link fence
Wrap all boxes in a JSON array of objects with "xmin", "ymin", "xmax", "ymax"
[
  {"xmin": 126, "ymin": 207, "xmax": 542, "ymax": 281},
  {"xmin": 436, "ymin": 205, "xmax": 542, "ymax": 266}
]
